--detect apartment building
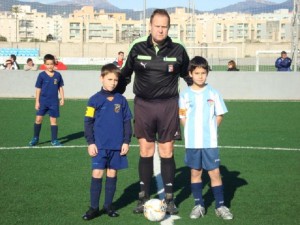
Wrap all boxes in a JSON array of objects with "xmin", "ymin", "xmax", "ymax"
[
  {"xmin": 0, "ymin": 5, "xmax": 64, "ymax": 42},
  {"xmin": 0, "ymin": 5, "xmax": 295, "ymax": 44},
  {"xmin": 63, "ymin": 6, "xmax": 126, "ymax": 43}
]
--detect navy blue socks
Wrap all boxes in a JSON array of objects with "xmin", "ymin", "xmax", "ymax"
[
  {"xmin": 33, "ymin": 123, "xmax": 41, "ymax": 138},
  {"xmin": 212, "ymin": 185, "xmax": 224, "ymax": 209},
  {"xmin": 191, "ymin": 182, "xmax": 204, "ymax": 206},
  {"xmin": 90, "ymin": 177, "xmax": 102, "ymax": 209},
  {"xmin": 51, "ymin": 125, "xmax": 58, "ymax": 141},
  {"xmin": 104, "ymin": 176, "xmax": 117, "ymax": 209}
]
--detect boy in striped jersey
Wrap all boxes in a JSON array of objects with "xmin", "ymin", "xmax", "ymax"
[{"xmin": 179, "ymin": 56, "xmax": 233, "ymax": 220}]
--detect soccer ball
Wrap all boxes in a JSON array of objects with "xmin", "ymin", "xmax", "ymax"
[{"xmin": 144, "ymin": 199, "xmax": 167, "ymax": 222}]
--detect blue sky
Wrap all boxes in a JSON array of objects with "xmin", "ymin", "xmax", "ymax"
[{"xmin": 24, "ymin": 0, "xmax": 287, "ymax": 11}]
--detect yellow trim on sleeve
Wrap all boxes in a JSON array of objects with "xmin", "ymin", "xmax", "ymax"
[
  {"xmin": 85, "ymin": 106, "xmax": 95, "ymax": 118},
  {"xmin": 179, "ymin": 108, "xmax": 187, "ymax": 117}
]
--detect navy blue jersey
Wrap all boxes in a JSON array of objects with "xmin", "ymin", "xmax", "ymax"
[
  {"xmin": 84, "ymin": 89, "xmax": 132, "ymax": 150},
  {"xmin": 275, "ymin": 57, "xmax": 292, "ymax": 71},
  {"xmin": 35, "ymin": 71, "xmax": 64, "ymax": 104}
]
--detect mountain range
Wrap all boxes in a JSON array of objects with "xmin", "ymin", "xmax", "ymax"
[
  {"xmin": 212, "ymin": 0, "xmax": 293, "ymax": 14},
  {"xmin": 0, "ymin": 0, "xmax": 293, "ymax": 19}
]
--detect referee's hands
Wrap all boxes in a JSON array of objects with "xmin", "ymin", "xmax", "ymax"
[{"xmin": 114, "ymin": 75, "xmax": 130, "ymax": 94}]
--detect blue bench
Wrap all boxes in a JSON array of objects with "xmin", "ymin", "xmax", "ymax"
[{"xmin": 0, "ymin": 48, "xmax": 39, "ymax": 57}]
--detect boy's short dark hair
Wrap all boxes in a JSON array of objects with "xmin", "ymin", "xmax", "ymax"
[
  {"xmin": 150, "ymin": 9, "xmax": 170, "ymax": 27},
  {"xmin": 10, "ymin": 54, "xmax": 16, "ymax": 61},
  {"xmin": 281, "ymin": 51, "xmax": 287, "ymax": 55},
  {"xmin": 27, "ymin": 58, "xmax": 33, "ymax": 63},
  {"xmin": 101, "ymin": 63, "xmax": 121, "ymax": 77},
  {"xmin": 189, "ymin": 56, "xmax": 210, "ymax": 73},
  {"xmin": 43, "ymin": 54, "xmax": 55, "ymax": 63},
  {"xmin": 118, "ymin": 51, "xmax": 124, "ymax": 55}
]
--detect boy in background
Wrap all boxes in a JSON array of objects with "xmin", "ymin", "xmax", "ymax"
[
  {"xmin": 179, "ymin": 56, "xmax": 233, "ymax": 220},
  {"xmin": 113, "ymin": 51, "xmax": 125, "ymax": 68},
  {"xmin": 82, "ymin": 63, "xmax": 132, "ymax": 220},
  {"xmin": 275, "ymin": 51, "xmax": 292, "ymax": 71},
  {"xmin": 10, "ymin": 54, "xmax": 20, "ymax": 70},
  {"xmin": 24, "ymin": 58, "xmax": 38, "ymax": 71},
  {"xmin": 29, "ymin": 54, "xmax": 64, "ymax": 146},
  {"xmin": 39, "ymin": 56, "xmax": 67, "ymax": 70}
]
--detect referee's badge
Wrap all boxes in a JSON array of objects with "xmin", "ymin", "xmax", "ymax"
[
  {"xmin": 168, "ymin": 64, "xmax": 174, "ymax": 72},
  {"xmin": 54, "ymin": 79, "xmax": 58, "ymax": 84},
  {"xmin": 114, "ymin": 104, "xmax": 121, "ymax": 113}
]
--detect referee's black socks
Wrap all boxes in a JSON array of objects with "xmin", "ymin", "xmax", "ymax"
[
  {"xmin": 161, "ymin": 156, "xmax": 176, "ymax": 194},
  {"xmin": 138, "ymin": 156, "xmax": 153, "ymax": 197}
]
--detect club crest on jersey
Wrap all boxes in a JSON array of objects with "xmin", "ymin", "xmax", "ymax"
[
  {"xmin": 207, "ymin": 99, "xmax": 214, "ymax": 106},
  {"xmin": 168, "ymin": 64, "xmax": 174, "ymax": 72},
  {"xmin": 54, "ymin": 79, "xmax": 58, "ymax": 85},
  {"xmin": 114, "ymin": 104, "xmax": 121, "ymax": 113}
]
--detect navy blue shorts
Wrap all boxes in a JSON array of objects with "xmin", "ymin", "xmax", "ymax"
[
  {"xmin": 92, "ymin": 149, "xmax": 128, "ymax": 170},
  {"xmin": 37, "ymin": 103, "xmax": 59, "ymax": 118},
  {"xmin": 185, "ymin": 148, "xmax": 220, "ymax": 171}
]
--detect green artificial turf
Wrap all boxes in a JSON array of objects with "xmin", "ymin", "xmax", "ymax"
[{"xmin": 0, "ymin": 99, "xmax": 299, "ymax": 225}]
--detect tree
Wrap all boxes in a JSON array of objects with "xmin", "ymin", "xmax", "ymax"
[
  {"xmin": 0, "ymin": 35, "xmax": 7, "ymax": 42},
  {"xmin": 11, "ymin": 5, "xmax": 21, "ymax": 14},
  {"xmin": 46, "ymin": 34, "xmax": 54, "ymax": 41}
]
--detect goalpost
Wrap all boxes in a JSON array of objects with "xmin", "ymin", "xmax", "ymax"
[{"xmin": 255, "ymin": 50, "xmax": 291, "ymax": 72}]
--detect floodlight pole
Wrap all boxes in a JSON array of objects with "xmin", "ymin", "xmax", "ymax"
[
  {"xmin": 143, "ymin": 0, "xmax": 146, "ymax": 36},
  {"xmin": 291, "ymin": 0, "xmax": 300, "ymax": 71},
  {"xmin": 192, "ymin": 0, "xmax": 195, "ymax": 46}
]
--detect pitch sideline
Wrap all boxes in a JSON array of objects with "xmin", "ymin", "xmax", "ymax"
[{"xmin": 0, "ymin": 144, "xmax": 300, "ymax": 151}]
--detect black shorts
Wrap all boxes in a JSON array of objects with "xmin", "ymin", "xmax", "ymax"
[{"xmin": 134, "ymin": 96, "xmax": 181, "ymax": 143}]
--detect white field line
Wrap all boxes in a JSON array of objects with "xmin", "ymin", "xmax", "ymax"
[
  {"xmin": 153, "ymin": 143, "xmax": 181, "ymax": 225},
  {"xmin": 153, "ymin": 143, "xmax": 165, "ymax": 199},
  {"xmin": 217, "ymin": 145, "xmax": 300, "ymax": 151},
  {"xmin": 0, "ymin": 144, "xmax": 300, "ymax": 151},
  {"xmin": 160, "ymin": 215, "xmax": 181, "ymax": 225},
  {"xmin": 3, "ymin": 98, "xmax": 299, "ymax": 103}
]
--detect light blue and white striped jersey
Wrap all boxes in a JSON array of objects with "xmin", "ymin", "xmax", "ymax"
[{"xmin": 179, "ymin": 84, "xmax": 228, "ymax": 148}]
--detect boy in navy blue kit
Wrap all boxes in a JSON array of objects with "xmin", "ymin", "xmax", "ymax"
[
  {"xmin": 179, "ymin": 56, "xmax": 233, "ymax": 220},
  {"xmin": 29, "ymin": 54, "xmax": 64, "ymax": 146},
  {"xmin": 82, "ymin": 63, "xmax": 132, "ymax": 221}
]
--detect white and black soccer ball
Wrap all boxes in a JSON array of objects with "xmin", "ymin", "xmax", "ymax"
[{"xmin": 144, "ymin": 199, "xmax": 167, "ymax": 222}]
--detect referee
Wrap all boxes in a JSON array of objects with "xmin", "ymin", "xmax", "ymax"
[{"xmin": 117, "ymin": 9, "xmax": 191, "ymax": 215}]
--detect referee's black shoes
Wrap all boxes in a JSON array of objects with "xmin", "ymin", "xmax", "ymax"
[
  {"xmin": 133, "ymin": 191, "xmax": 149, "ymax": 214},
  {"xmin": 165, "ymin": 193, "xmax": 179, "ymax": 215}
]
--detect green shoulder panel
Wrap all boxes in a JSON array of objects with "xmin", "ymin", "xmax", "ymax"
[
  {"xmin": 171, "ymin": 38, "xmax": 187, "ymax": 49},
  {"xmin": 128, "ymin": 35, "xmax": 148, "ymax": 53}
]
